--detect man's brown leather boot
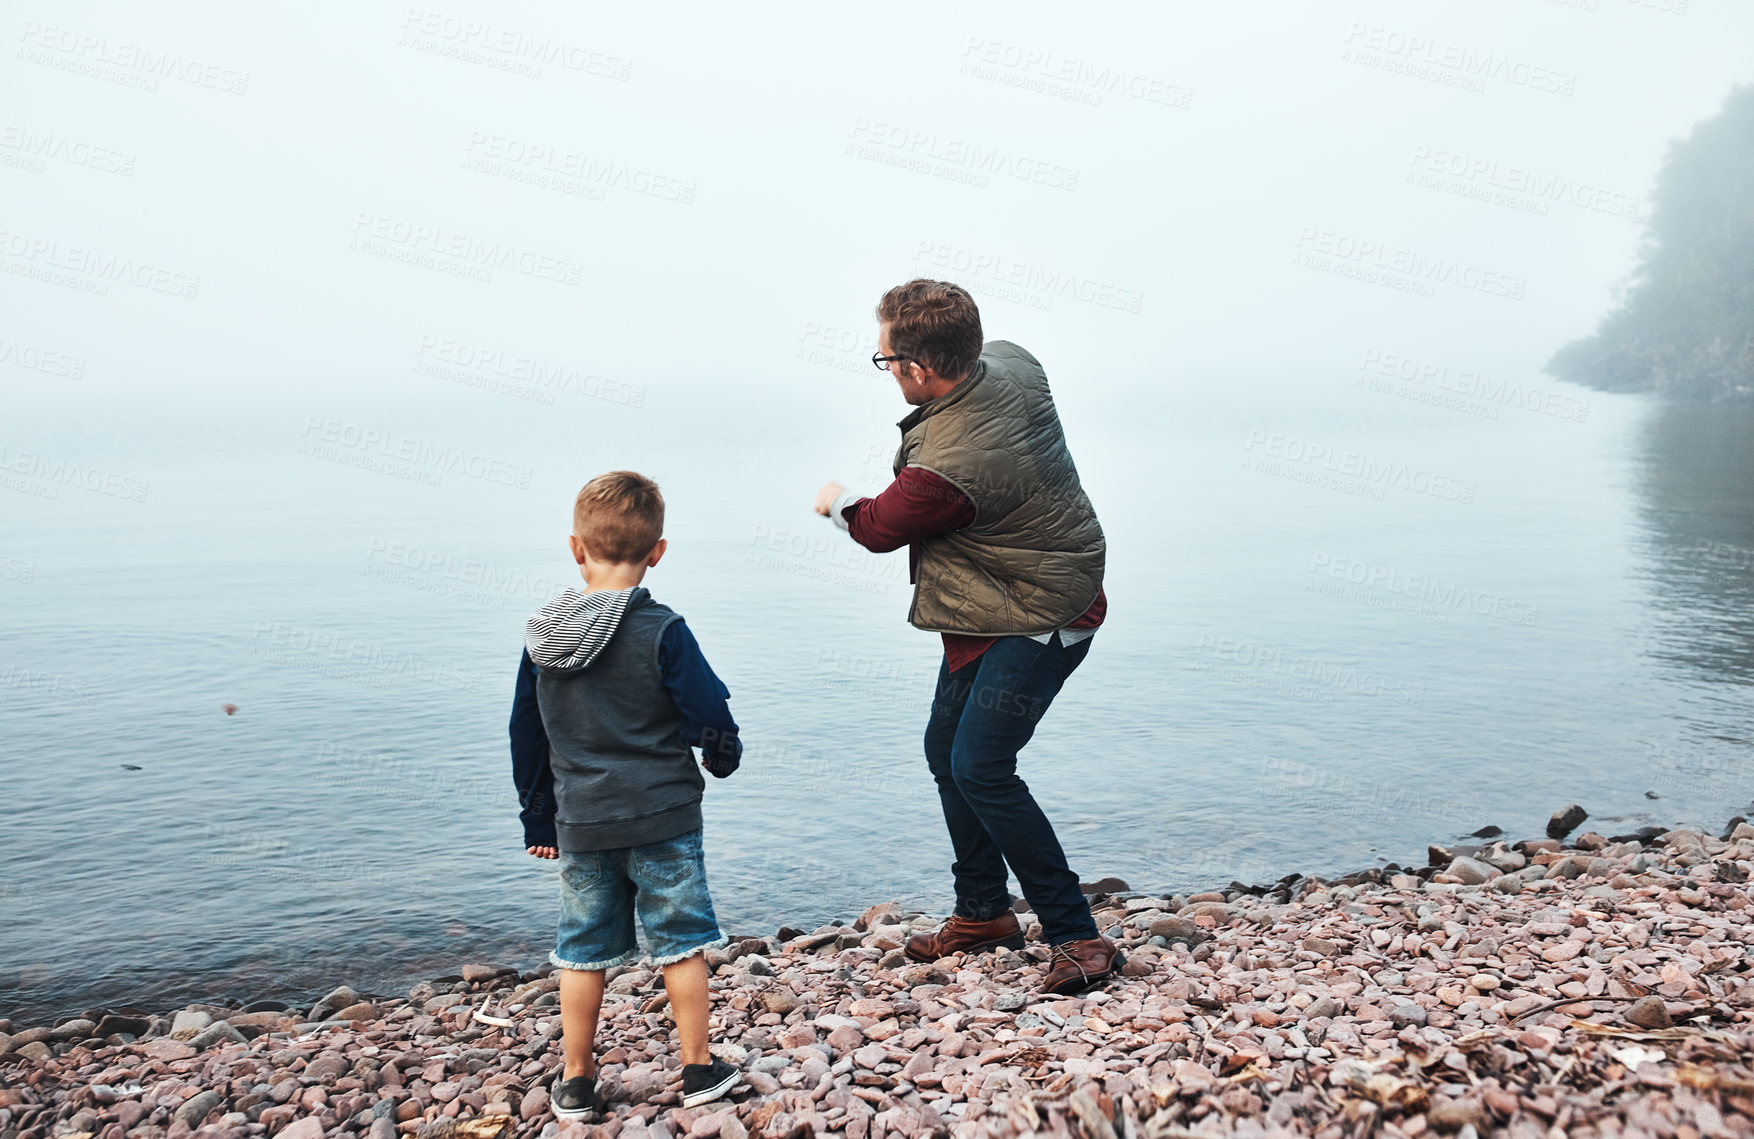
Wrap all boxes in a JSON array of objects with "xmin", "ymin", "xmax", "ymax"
[
  {"xmin": 1040, "ymin": 935, "xmax": 1125, "ymax": 994},
  {"xmin": 904, "ymin": 911, "xmax": 1026, "ymax": 962}
]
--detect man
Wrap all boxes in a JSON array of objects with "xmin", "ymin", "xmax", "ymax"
[{"xmin": 812, "ymin": 279, "xmax": 1121, "ymax": 995}]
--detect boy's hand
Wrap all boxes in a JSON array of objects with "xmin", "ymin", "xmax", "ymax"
[
  {"xmin": 701, "ymin": 754, "xmax": 739, "ymax": 779},
  {"xmin": 526, "ymin": 845, "xmax": 558, "ymax": 859}
]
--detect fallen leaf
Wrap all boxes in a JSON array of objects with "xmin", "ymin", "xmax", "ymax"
[
  {"xmin": 1612, "ymin": 1045, "xmax": 1666, "ymax": 1068},
  {"xmin": 1676, "ymin": 1063, "xmax": 1754, "ymax": 1094}
]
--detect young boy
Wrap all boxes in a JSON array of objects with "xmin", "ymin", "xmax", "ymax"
[{"xmin": 509, "ymin": 470, "xmax": 744, "ymax": 1118}]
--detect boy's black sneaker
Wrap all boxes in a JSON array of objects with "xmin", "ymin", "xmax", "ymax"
[
  {"xmin": 680, "ymin": 1058, "xmax": 740, "ymax": 1107},
  {"xmin": 551, "ymin": 1073, "xmax": 596, "ymax": 1120}
]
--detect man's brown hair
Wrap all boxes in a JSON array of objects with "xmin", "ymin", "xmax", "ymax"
[
  {"xmin": 876, "ymin": 279, "xmax": 983, "ymax": 381},
  {"xmin": 572, "ymin": 470, "xmax": 664, "ymax": 563}
]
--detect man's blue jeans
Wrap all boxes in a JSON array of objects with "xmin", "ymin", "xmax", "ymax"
[{"xmin": 923, "ymin": 631, "xmax": 1100, "ymax": 946}]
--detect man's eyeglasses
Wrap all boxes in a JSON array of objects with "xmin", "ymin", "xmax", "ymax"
[{"xmin": 872, "ymin": 352, "xmax": 913, "ymax": 373}]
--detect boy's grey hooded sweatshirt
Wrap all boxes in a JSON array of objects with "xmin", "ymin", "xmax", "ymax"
[{"xmin": 525, "ymin": 585, "xmax": 704, "ymax": 851}]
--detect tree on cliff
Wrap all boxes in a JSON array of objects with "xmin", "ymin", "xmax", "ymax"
[{"xmin": 1546, "ymin": 84, "xmax": 1754, "ymax": 399}]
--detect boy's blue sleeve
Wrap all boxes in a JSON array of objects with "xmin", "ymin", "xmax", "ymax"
[
  {"xmin": 509, "ymin": 648, "xmax": 558, "ymax": 848},
  {"xmin": 657, "ymin": 619, "xmax": 742, "ymax": 777}
]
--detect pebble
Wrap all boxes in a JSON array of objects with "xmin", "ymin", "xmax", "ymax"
[
  {"xmin": 759, "ymin": 990, "xmax": 799, "ymax": 1015},
  {"xmin": 460, "ymin": 963, "xmax": 509, "ymax": 983},
  {"xmin": 279, "ymin": 1117, "xmax": 326, "ymax": 1139},
  {"xmin": 50, "ymin": 1017, "xmax": 97, "ymax": 1040},
  {"xmin": 1548, "ymin": 803, "xmax": 1589, "ymax": 838},
  {"xmin": 189, "ymin": 1020, "xmax": 247, "ymax": 1050},
  {"xmin": 173, "ymin": 1090, "xmax": 220, "ymax": 1129},
  {"xmin": 1388, "ymin": 1004, "xmax": 1427, "ymax": 1028},
  {"xmin": 2, "ymin": 809, "xmax": 1750, "ymax": 1139},
  {"xmin": 1625, "ymin": 993, "xmax": 1674, "ymax": 1029}
]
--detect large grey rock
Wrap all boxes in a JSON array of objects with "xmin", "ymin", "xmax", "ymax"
[
  {"xmin": 304, "ymin": 1051, "xmax": 350, "ymax": 1081},
  {"xmin": 281, "ymin": 1117, "xmax": 327, "ymax": 1139},
  {"xmin": 1625, "ymin": 995, "xmax": 1672, "ymax": 1029},
  {"xmin": 1480, "ymin": 845, "xmax": 1526, "ymax": 872},
  {"xmin": 1545, "ymin": 858, "xmax": 1584, "ymax": 880},
  {"xmin": 1388, "ymin": 1004, "xmax": 1427, "ymax": 1029},
  {"xmin": 309, "ymin": 984, "xmax": 360, "ymax": 1022},
  {"xmin": 1148, "ymin": 917, "xmax": 1209, "ymax": 946},
  {"xmin": 1548, "ymin": 804, "xmax": 1588, "ymax": 839},
  {"xmin": 170, "ymin": 1009, "xmax": 213, "ymax": 1037},
  {"xmin": 174, "ymin": 1090, "xmax": 222, "ymax": 1129},
  {"xmin": 190, "ymin": 1021, "xmax": 247, "ymax": 1050},
  {"xmin": 1446, "ymin": 857, "xmax": 1499, "ymax": 885},
  {"xmin": 50, "ymin": 1018, "xmax": 97, "ymax": 1041},
  {"xmin": 95, "ymin": 1014, "xmax": 152, "ymax": 1037}
]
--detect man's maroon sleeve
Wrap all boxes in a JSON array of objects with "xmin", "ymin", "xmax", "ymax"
[{"xmin": 829, "ymin": 467, "xmax": 976, "ymax": 553}]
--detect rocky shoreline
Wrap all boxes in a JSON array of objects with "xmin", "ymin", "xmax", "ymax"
[{"xmin": 4, "ymin": 808, "xmax": 1754, "ymax": 1139}]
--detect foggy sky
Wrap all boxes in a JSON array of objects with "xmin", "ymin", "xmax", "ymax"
[{"xmin": 4, "ymin": 0, "xmax": 1751, "ymax": 533}]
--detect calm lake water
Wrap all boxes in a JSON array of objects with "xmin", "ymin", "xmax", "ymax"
[{"xmin": 5, "ymin": 377, "xmax": 1752, "ymax": 1022}]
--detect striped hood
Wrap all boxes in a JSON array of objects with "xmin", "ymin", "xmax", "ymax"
[{"xmin": 524, "ymin": 585, "xmax": 640, "ymax": 672}]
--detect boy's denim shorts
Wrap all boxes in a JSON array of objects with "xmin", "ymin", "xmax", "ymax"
[{"xmin": 550, "ymin": 826, "xmax": 727, "ymax": 971}]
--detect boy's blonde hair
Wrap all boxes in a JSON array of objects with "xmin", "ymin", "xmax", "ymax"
[{"xmin": 573, "ymin": 471, "xmax": 664, "ymax": 563}]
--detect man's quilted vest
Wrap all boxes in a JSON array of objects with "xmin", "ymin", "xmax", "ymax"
[{"xmin": 893, "ymin": 340, "xmax": 1105, "ymax": 635}]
